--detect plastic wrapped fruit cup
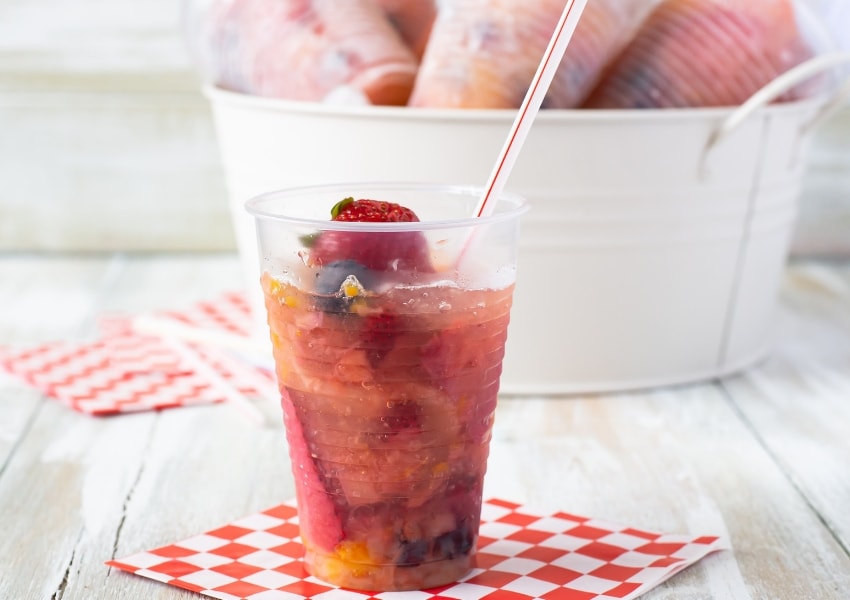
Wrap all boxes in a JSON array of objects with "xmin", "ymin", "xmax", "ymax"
[{"xmin": 245, "ymin": 182, "xmax": 527, "ymax": 591}]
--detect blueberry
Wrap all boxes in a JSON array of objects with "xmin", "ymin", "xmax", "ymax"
[
  {"xmin": 314, "ymin": 259, "xmax": 374, "ymax": 294},
  {"xmin": 396, "ymin": 519, "xmax": 476, "ymax": 567},
  {"xmin": 313, "ymin": 260, "xmax": 376, "ymax": 312},
  {"xmin": 433, "ymin": 523, "xmax": 474, "ymax": 559},
  {"xmin": 398, "ymin": 539, "xmax": 429, "ymax": 566}
]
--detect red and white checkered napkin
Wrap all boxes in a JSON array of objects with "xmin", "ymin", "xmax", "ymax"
[
  {"xmin": 107, "ymin": 498, "xmax": 729, "ymax": 600},
  {"xmin": 0, "ymin": 292, "xmax": 273, "ymax": 416},
  {"xmin": 153, "ymin": 291, "xmax": 257, "ymax": 339}
]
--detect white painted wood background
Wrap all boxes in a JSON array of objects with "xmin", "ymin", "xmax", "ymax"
[
  {"xmin": 0, "ymin": 0, "xmax": 848, "ymax": 254},
  {"xmin": 0, "ymin": 0, "xmax": 234, "ymax": 251}
]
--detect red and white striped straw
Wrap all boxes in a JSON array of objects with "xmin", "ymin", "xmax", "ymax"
[{"xmin": 473, "ymin": 0, "xmax": 589, "ymax": 218}]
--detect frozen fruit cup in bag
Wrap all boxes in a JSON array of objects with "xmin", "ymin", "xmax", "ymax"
[
  {"xmin": 184, "ymin": 0, "xmax": 420, "ymax": 105},
  {"xmin": 245, "ymin": 183, "xmax": 527, "ymax": 591}
]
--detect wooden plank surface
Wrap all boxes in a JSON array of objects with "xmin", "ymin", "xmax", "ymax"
[
  {"xmin": 721, "ymin": 261, "xmax": 850, "ymax": 554},
  {"xmin": 0, "ymin": 254, "xmax": 288, "ymax": 600},
  {"xmin": 1, "ymin": 253, "xmax": 849, "ymax": 599}
]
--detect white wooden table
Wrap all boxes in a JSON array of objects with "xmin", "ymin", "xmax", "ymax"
[{"xmin": 1, "ymin": 252, "xmax": 849, "ymax": 599}]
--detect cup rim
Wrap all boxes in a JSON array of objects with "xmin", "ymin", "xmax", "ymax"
[{"xmin": 244, "ymin": 181, "xmax": 529, "ymax": 231}]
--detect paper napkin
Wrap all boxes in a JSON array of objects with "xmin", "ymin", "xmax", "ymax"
[
  {"xmin": 0, "ymin": 292, "xmax": 273, "ymax": 415},
  {"xmin": 108, "ymin": 498, "xmax": 729, "ymax": 600}
]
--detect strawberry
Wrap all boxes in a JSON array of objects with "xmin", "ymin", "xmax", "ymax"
[
  {"xmin": 280, "ymin": 392, "xmax": 344, "ymax": 553},
  {"xmin": 331, "ymin": 197, "xmax": 419, "ymax": 222},
  {"xmin": 310, "ymin": 198, "xmax": 433, "ymax": 273}
]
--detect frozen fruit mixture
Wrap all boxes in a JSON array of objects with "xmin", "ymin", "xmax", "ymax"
[{"xmin": 262, "ymin": 197, "xmax": 513, "ymax": 591}]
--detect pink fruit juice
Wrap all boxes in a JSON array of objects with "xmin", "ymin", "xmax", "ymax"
[{"xmin": 262, "ymin": 272, "xmax": 513, "ymax": 591}]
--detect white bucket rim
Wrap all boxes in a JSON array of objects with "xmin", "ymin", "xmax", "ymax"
[
  {"xmin": 205, "ymin": 51, "xmax": 850, "ymax": 145},
  {"xmin": 203, "ymin": 83, "xmax": 827, "ymax": 124}
]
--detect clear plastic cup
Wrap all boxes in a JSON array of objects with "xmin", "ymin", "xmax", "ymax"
[{"xmin": 245, "ymin": 182, "xmax": 527, "ymax": 591}]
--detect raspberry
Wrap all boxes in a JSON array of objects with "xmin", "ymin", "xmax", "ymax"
[
  {"xmin": 380, "ymin": 399, "xmax": 422, "ymax": 431},
  {"xmin": 363, "ymin": 312, "xmax": 399, "ymax": 366}
]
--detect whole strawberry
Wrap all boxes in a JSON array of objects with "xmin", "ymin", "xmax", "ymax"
[
  {"xmin": 331, "ymin": 197, "xmax": 419, "ymax": 223},
  {"xmin": 311, "ymin": 198, "xmax": 433, "ymax": 273}
]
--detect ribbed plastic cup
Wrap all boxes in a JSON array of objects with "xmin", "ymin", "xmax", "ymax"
[{"xmin": 246, "ymin": 182, "xmax": 527, "ymax": 591}]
